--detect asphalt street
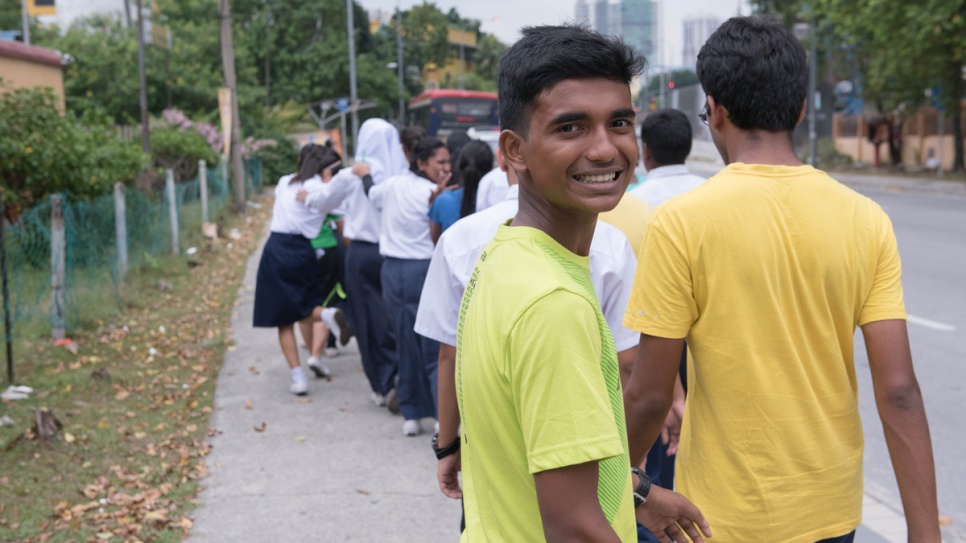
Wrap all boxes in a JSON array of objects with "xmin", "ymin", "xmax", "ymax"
[{"xmin": 851, "ymin": 187, "xmax": 966, "ymax": 543}]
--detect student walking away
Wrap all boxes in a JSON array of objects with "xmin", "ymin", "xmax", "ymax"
[
  {"xmin": 444, "ymin": 129, "xmax": 471, "ymax": 187},
  {"xmin": 474, "ymin": 146, "xmax": 510, "ymax": 211},
  {"xmin": 253, "ymin": 144, "xmax": 353, "ymax": 396},
  {"xmin": 454, "ymin": 25, "xmax": 710, "ymax": 542},
  {"xmin": 623, "ymin": 16, "xmax": 940, "ymax": 543},
  {"xmin": 298, "ymin": 146, "xmax": 351, "ymax": 379},
  {"xmin": 629, "ymin": 108, "xmax": 706, "ymax": 208},
  {"xmin": 300, "ymin": 119, "xmax": 407, "ymax": 410},
  {"xmin": 369, "ymin": 137, "xmax": 452, "ymax": 437},
  {"xmin": 427, "ymin": 140, "xmax": 494, "ymax": 242}
]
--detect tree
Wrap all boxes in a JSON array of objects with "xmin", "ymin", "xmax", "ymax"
[{"xmin": 751, "ymin": 0, "xmax": 966, "ymax": 171}]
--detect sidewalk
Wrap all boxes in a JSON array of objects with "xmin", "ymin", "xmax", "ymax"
[
  {"xmin": 687, "ymin": 138, "xmax": 966, "ymax": 198},
  {"xmin": 187, "ymin": 235, "xmax": 460, "ymax": 543},
  {"xmin": 190, "ymin": 228, "xmax": 904, "ymax": 543}
]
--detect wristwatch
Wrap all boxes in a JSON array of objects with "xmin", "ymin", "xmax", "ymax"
[
  {"xmin": 630, "ymin": 467, "xmax": 651, "ymax": 508},
  {"xmin": 431, "ymin": 432, "xmax": 460, "ymax": 460}
]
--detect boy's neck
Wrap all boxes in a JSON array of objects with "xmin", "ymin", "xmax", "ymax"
[
  {"xmin": 724, "ymin": 129, "xmax": 804, "ymax": 167},
  {"xmin": 512, "ymin": 189, "xmax": 596, "ymax": 257}
]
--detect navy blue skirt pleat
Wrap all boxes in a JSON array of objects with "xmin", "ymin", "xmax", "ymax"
[{"xmin": 253, "ymin": 232, "xmax": 325, "ymax": 327}]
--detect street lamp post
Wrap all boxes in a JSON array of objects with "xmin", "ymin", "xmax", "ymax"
[
  {"xmin": 396, "ymin": 0, "xmax": 405, "ymax": 123},
  {"xmin": 346, "ymin": 0, "xmax": 359, "ymax": 157}
]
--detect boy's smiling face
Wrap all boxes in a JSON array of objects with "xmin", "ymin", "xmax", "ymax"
[{"xmin": 506, "ymin": 77, "xmax": 637, "ymax": 221}]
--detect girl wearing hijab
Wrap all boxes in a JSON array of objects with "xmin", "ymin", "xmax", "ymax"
[
  {"xmin": 300, "ymin": 119, "xmax": 408, "ymax": 410},
  {"xmin": 368, "ymin": 137, "xmax": 451, "ymax": 436},
  {"xmin": 254, "ymin": 144, "xmax": 353, "ymax": 396}
]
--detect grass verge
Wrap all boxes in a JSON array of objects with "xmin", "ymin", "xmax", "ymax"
[{"xmin": 0, "ymin": 196, "xmax": 270, "ymax": 543}]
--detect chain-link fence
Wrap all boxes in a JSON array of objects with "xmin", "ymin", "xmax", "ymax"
[{"xmin": 0, "ymin": 157, "xmax": 262, "ymax": 354}]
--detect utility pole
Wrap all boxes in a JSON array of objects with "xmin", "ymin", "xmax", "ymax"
[
  {"xmin": 19, "ymin": 0, "xmax": 29, "ymax": 44},
  {"xmin": 396, "ymin": 0, "xmax": 405, "ymax": 123},
  {"xmin": 219, "ymin": 0, "xmax": 247, "ymax": 210},
  {"xmin": 136, "ymin": 0, "xmax": 150, "ymax": 153},
  {"xmin": 347, "ymin": 0, "xmax": 359, "ymax": 156}
]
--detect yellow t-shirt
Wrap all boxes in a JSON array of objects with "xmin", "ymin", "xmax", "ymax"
[
  {"xmin": 600, "ymin": 192, "xmax": 651, "ymax": 255},
  {"xmin": 624, "ymin": 163, "xmax": 906, "ymax": 543},
  {"xmin": 457, "ymin": 225, "xmax": 636, "ymax": 542}
]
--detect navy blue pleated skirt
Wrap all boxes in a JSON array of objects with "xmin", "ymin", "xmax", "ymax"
[{"xmin": 253, "ymin": 232, "xmax": 325, "ymax": 327}]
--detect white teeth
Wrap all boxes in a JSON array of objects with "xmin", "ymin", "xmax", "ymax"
[{"xmin": 575, "ymin": 172, "xmax": 617, "ymax": 183}]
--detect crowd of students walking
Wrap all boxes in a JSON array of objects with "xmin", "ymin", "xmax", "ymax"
[{"xmin": 250, "ymin": 15, "xmax": 941, "ymax": 543}]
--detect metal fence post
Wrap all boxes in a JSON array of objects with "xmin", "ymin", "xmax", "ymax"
[
  {"xmin": 166, "ymin": 169, "xmax": 180, "ymax": 255},
  {"xmin": 1, "ymin": 202, "xmax": 14, "ymax": 385},
  {"xmin": 114, "ymin": 183, "xmax": 128, "ymax": 282},
  {"xmin": 199, "ymin": 160, "xmax": 209, "ymax": 224},
  {"xmin": 50, "ymin": 195, "xmax": 66, "ymax": 340}
]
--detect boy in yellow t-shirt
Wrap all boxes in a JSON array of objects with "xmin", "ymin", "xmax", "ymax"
[
  {"xmin": 622, "ymin": 15, "xmax": 940, "ymax": 543},
  {"xmin": 454, "ymin": 25, "xmax": 711, "ymax": 543}
]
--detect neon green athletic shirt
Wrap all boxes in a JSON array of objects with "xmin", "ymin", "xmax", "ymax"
[{"xmin": 456, "ymin": 224, "xmax": 636, "ymax": 542}]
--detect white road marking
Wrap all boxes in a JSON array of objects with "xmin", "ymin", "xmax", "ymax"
[{"xmin": 907, "ymin": 314, "xmax": 956, "ymax": 332}]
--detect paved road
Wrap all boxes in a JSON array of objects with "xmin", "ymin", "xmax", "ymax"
[{"xmin": 852, "ymin": 187, "xmax": 966, "ymax": 543}]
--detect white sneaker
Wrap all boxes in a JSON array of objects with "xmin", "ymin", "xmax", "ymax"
[
  {"xmin": 307, "ymin": 356, "xmax": 331, "ymax": 379},
  {"xmin": 321, "ymin": 308, "xmax": 354, "ymax": 346},
  {"xmin": 325, "ymin": 346, "xmax": 339, "ymax": 358},
  {"xmin": 370, "ymin": 392, "xmax": 387, "ymax": 407},
  {"xmin": 290, "ymin": 376, "xmax": 308, "ymax": 396},
  {"xmin": 402, "ymin": 420, "xmax": 420, "ymax": 437}
]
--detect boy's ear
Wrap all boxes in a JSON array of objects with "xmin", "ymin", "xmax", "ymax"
[
  {"xmin": 797, "ymin": 98, "xmax": 807, "ymax": 126},
  {"xmin": 500, "ymin": 129, "xmax": 528, "ymax": 177}
]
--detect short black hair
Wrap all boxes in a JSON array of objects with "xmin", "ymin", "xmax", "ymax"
[
  {"xmin": 498, "ymin": 24, "xmax": 646, "ymax": 136},
  {"xmin": 640, "ymin": 109, "xmax": 692, "ymax": 165},
  {"xmin": 696, "ymin": 16, "xmax": 807, "ymax": 132}
]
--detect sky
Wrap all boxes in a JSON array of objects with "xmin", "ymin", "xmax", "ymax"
[{"xmin": 362, "ymin": 0, "xmax": 750, "ymax": 70}]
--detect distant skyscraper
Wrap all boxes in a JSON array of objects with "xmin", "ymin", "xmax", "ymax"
[
  {"xmin": 575, "ymin": 0, "xmax": 591, "ymax": 27},
  {"xmin": 682, "ymin": 16, "xmax": 721, "ymax": 66},
  {"xmin": 594, "ymin": 0, "xmax": 621, "ymax": 37},
  {"xmin": 621, "ymin": 0, "xmax": 657, "ymax": 61}
]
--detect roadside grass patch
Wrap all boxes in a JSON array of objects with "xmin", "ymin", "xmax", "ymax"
[{"xmin": 0, "ymin": 198, "xmax": 270, "ymax": 543}]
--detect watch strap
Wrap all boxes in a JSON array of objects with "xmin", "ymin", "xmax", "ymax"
[
  {"xmin": 432, "ymin": 432, "xmax": 460, "ymax": 460},
  {"xmin": 630, "ymin": 466, "xmax": 651, "ymax": 508}
]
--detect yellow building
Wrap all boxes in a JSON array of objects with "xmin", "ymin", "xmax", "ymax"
[
  {"xmin": 422, "ymin": 28, "xmax": 478, "ymax": 89},
  {"xmin": 0, "ymin": 40, "xmax": 65, "ymax": 110}
]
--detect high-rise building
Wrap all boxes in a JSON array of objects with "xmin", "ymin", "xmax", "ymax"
[
  {"xmin": 620, "ymin": 0, "xmax": 657, "ymax": 61},
  {"xmin": 575, "ymin": 0, "xmax": 591, "ymax": 27},
  {"xmin": 594, "ymin": 0, "xmax": 621, "ymax": 37},
  {"xmin": 682, "ymin": 16, "xmax": 721, "ymax": 66}
]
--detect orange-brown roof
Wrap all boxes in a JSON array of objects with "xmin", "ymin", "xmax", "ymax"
[{"xmin": 0, "ymin": 39, "xmax": 62, "ymax": 68}]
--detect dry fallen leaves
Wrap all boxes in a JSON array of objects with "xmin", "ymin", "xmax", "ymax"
[{"xmin": 253, "ymin": 422, "xmax": 267, "ymax": 433}]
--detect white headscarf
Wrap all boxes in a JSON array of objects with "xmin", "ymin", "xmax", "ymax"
[{"xmin": 354, "ymin": 118, "xmax": 408, "ymax": 184}]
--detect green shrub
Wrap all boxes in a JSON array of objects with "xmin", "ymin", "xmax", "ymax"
[
  {"xmin": 149, "ymin": 127, "xmax": 218, "ymax": 182},
  {"xmin": 0, "ymin": 87, "xmax": 148, "ymax": 216}
]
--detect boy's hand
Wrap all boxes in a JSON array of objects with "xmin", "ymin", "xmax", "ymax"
[
  {"xmin": 636, "ymin": 486, "xmax": 711, "ymax": 543},
  {"xmin": 296, "ymin": 189, "xmax": 308, "ymax": 203},
  {"xmin": 437, "ymin": 451, "xmax": 462, "ymax": 499},
  {"xmin": 352, "ymin": 162, "xmax": 371, "ymax": 177}
]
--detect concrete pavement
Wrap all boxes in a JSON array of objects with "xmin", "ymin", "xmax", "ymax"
[{"xmin": 188, "ymin": 235, "xmax": 460, "ymax": 543}]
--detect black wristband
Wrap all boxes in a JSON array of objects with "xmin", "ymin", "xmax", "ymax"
[
  {"xmin": 630, "ymin": 466, "xmax": 651, "ymax": 508},
  {"xmin": 432, "ymin": 432, "xmax": 460, "ymax": 460}
]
